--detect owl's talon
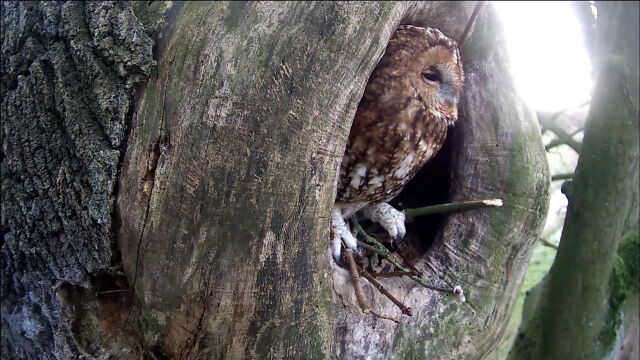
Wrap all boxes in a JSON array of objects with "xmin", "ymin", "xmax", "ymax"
[
  {"xmin": 361, "ymin": 203, "xmax": 406, "ymax": 241},
  {"xmin": 331, "ymin": 208, "xmax": 358, "ymax": 263}
]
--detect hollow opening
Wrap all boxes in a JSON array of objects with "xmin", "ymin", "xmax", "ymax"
[{"xmin": 345, "ymin": 21, "xmax": 460, "ymax": 268}]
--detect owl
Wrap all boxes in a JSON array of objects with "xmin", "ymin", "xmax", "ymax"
[{"xmin": 331, "ymin": 25, "xmax": 464, "ymax": 261}]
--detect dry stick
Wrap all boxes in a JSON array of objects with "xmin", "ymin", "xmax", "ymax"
[
  {"xmin": 538, "ymin": 101, "xmax": 590, "ymax": 154},
  {"xmin": 97, "ymin": 289, "xmax": 130, "ymax": 294},
  {"xmin": 539, "ymin": 238, "xmax": 559, "ymax": 250},
  {"xmin": 345, "ymin": 248, "xmax": 400, "ymax": 324},
  {"xmin": 403, "ymin": 199, "xmax": 503, "ymax": 219},
  {"xmin": 396, "ymin": 249, "xmax": 421, "ymax": 275},
  {"xmin": 352, "ymin": 218, "xmax": 466, "ymax": 301},
  {"xmin": 369, "ymin": 271, "xmax": 413, "ymax": 278},
  {"xmin": 352, "ymin": 221, "xmax": 408, "ymax": 272},
  {"xmin": 458, "ymin": 1, "xmax": 486, "ymax": 49},
  {"xmin": 358, "ymin": 265, "xmax": 413, "ymax": 316},
  {"xmin": 545, "ymin": 138, "xmax": 572, "ymax": 151},
  {"xmin": 345, "ymin": 248, "xmax": 370, "ymax": 313},
  {"xmin": 551, "ymin": 173, "xmax": 573, "ymax": 181},
  {"xmin": 368, "ymin": 309, "xmax": 401, "ymax": 324}
]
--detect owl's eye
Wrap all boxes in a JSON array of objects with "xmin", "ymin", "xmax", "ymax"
[{"xmin": 422, "ymin": 67, "xmax": 441, "ymax": 83}]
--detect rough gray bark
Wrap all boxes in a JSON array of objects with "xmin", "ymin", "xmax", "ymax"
[
  {"xmin": 2, "ymin": 2, "xmax": 549, "ymax": 359},
  {"xmin": 1, "ymin": 1, "xmax": 154, "ymax": 358}
]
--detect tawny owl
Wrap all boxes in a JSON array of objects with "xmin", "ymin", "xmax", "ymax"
[{"xmin": 331, "ymin": 25, "xmax": 464, "ymax": 261}]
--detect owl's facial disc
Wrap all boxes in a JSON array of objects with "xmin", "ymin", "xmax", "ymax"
[
  {"xmin": 421, "ymin": 64, "xmax": 457, "ymax": 106},
  {"xmin": 410, "ymin": 46, "xmax": 462, "ymax": 123}
]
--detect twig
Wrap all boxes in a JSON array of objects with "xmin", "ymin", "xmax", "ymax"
[
  {"xmin": 545, "ymin": 138, "xmax": 570, "ymax": 151},
  {"xmin": 569, "ymin": 127, "xmax": 585, "ymax": 137},
  {"xmin": 369, "ymin": 310, "xmax": 401, "ymax": 324},
  {"xmin": 396, "ymin": 249, "xmax": 421, "ymax": 275},
  {"xmin": 404, "ymin": 199, "xmax": 503, "ymax": 219},
  {"xmin": 551, "ymin": 173, "xmax": 573, "ymax": 181},
  {"xmin": 352, "ymin": 218, "xmax": 465, "ymax": 300},
  {"xmin": 459, "ymin": 1, "xmax": 486, "ymax": 49},
  {"xmin": 345, "ymin": 249, "xmax": 370, "ymax": 313},
  {"xmin": 356, "ymin": 240, "xmax": 407, "ymax": 274},
  {"xmin": 544, "ymin": 135, "xmax": 581, "ymax": 153},
  {"xmin": 358, "ymin": 265, "xmax": 413, "ymax": 316},
  {"xmin": 345, "ymin": 248, "xmax": 400, "ymax": 323},
  {"xmin": 352, "ymin": 219, "xmax": 407, "ymax": 271},
  {"xmin": 539, "ymin": 238, "xmax": 559, "ymax": 250},
  {"xmin": 538, "ymin": 102, "xmax": 589, "ymax": 153},
  {"xmin": 97, "ymin": 289, "xmax": 130, "ymax": 294},
  {"xmin": 369, "ymin": 271, "xmax": 413, "ymax": 278},
  {"xmin": 356, "ymin": 241, "xmax": 460, "ymax": 297}
]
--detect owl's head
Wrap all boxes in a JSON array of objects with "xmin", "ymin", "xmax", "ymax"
[{"xmin": 378, "ymin": 25, "xmax": 464, "ymax": 125}]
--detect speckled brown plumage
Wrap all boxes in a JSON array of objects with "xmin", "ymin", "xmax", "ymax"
[{"xmin": 336, "ymin": 25, "xmax": 464, "ymax": 210}]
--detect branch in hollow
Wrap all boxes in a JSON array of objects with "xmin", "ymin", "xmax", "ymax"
[
  {"xmin": 345, "ymin": 248, "xmax": 370, "ymax": 313},
  {"xmin": 345, "ymin": 248, "xmax": 400, "ymax": 324},
  {"xmin": 403, "ymin": 199, "xmax": 503, "ymax": 219},
  {"xmin": 352, "ymin": 220, "xmax": 464, "ymax": 300},
  {"xmin": 358, "ymin": 265, "xmax": 412, "ymax": 316},
  {"xmin": 396, "ymin": 249, "xmax": 421, "ymax": 275},
  {"xmin": 369, "ymin": 271, "xmax": 414, "ymax": 278},
  {"xmin": 352, "ymin": 220, "xmax": 408, "ymax": 272}
]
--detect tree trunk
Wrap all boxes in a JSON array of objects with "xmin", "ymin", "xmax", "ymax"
[
  {"xmin": 509, "ymin": 2, "xmax": 640, "ymax": 359},
  {"xmin": 1, "ymin": 2, "xmax": 549, "ymax": 359}
]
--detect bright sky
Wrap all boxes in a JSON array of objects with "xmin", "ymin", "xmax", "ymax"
[{"xmin": 492, "ymin": 1, "xmax": 593, "ymax": 112}]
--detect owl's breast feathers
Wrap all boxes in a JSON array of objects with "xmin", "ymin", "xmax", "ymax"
[{"xmin": 336, "ymin": 84, "xmax": 448, "ymax": 205}]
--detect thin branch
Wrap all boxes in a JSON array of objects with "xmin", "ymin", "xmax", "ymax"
[
  {"xmin": 569, "ymin": 127, "xmax": 585, "ymax": 137},
  {"xmin": 345, "ymin": 248, "xmax": 400, "ymax": 323},
  {"xmin": 403, "ymin": 199, "xmax": 503, "ymax": 219},
  {"xmin": 538, "ymin": 101, "xmax": 590, "ymax": 153},
  {"xmin": 396, "ymin": 249, "xmax": 421, "ymax": 275},
  {"xmin": 368, "ymin": 310, "xmax": 401, "ymax": 324},
  {"xmin": 356, "ymin": 240, "xmax": 407, "ymax": 273},
  {"xmin": 355, "ymin": 238, "xmax": 460, "ymax": 297},
  {"xmin": 539, "ymin": 238, "xmax": 559, "ymax": 250},
  {"xmin": 541, "ymin": 123, "xmax": 583, "ymax": 153},
  {"xmin": 358, "ymin": 266, "xmax": 413, "ymax": 316},
  {"xmin": 551, "ymin": 173, "xmax": 573, "ymax": 182},
  {"xmin": 459, "ymin": 1, "xmax": 486, "ymax": 49},
  {"xmin": 97, "ymin": 289, "xmax": 130, "ymax": 294},
  {"xmin": 545, "ymin": 138, "xmax": 573, "ymax": 152},
  {"xmin": 345, "ymin": 248, "xmax": 370, "ymax": 313},
  {"xmin": 352, "ymin": 220, "xmax": 408, "ymax": 272},
  {"xmin": 369, "ymin": 271, "xmax": 413, "ymax": 278}
]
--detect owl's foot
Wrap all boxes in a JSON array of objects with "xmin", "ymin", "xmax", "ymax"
[
  {"xmin": 361, "ymin": 203, "xmax": 406, "ymax": 240},
  {"xmin": 331, "ymin": 208, "xmax": 358, "ymax": 263}
]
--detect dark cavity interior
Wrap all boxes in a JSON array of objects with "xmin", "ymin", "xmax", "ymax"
[{"xmin": 358, "ymin": 131, "xmax": 453, "ymax": 261}]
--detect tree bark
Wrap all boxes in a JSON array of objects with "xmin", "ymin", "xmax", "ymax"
[
  {"xmin": 1, "ymin": 1, "xmax": 154, "ymax": 358},
  {"xmin": 2, "ymin": 2, "xmax": 549, "ymax": 359},
  {"xmin": 509, "ymin": 2, "xmax": 640, "ymax": 359}
]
